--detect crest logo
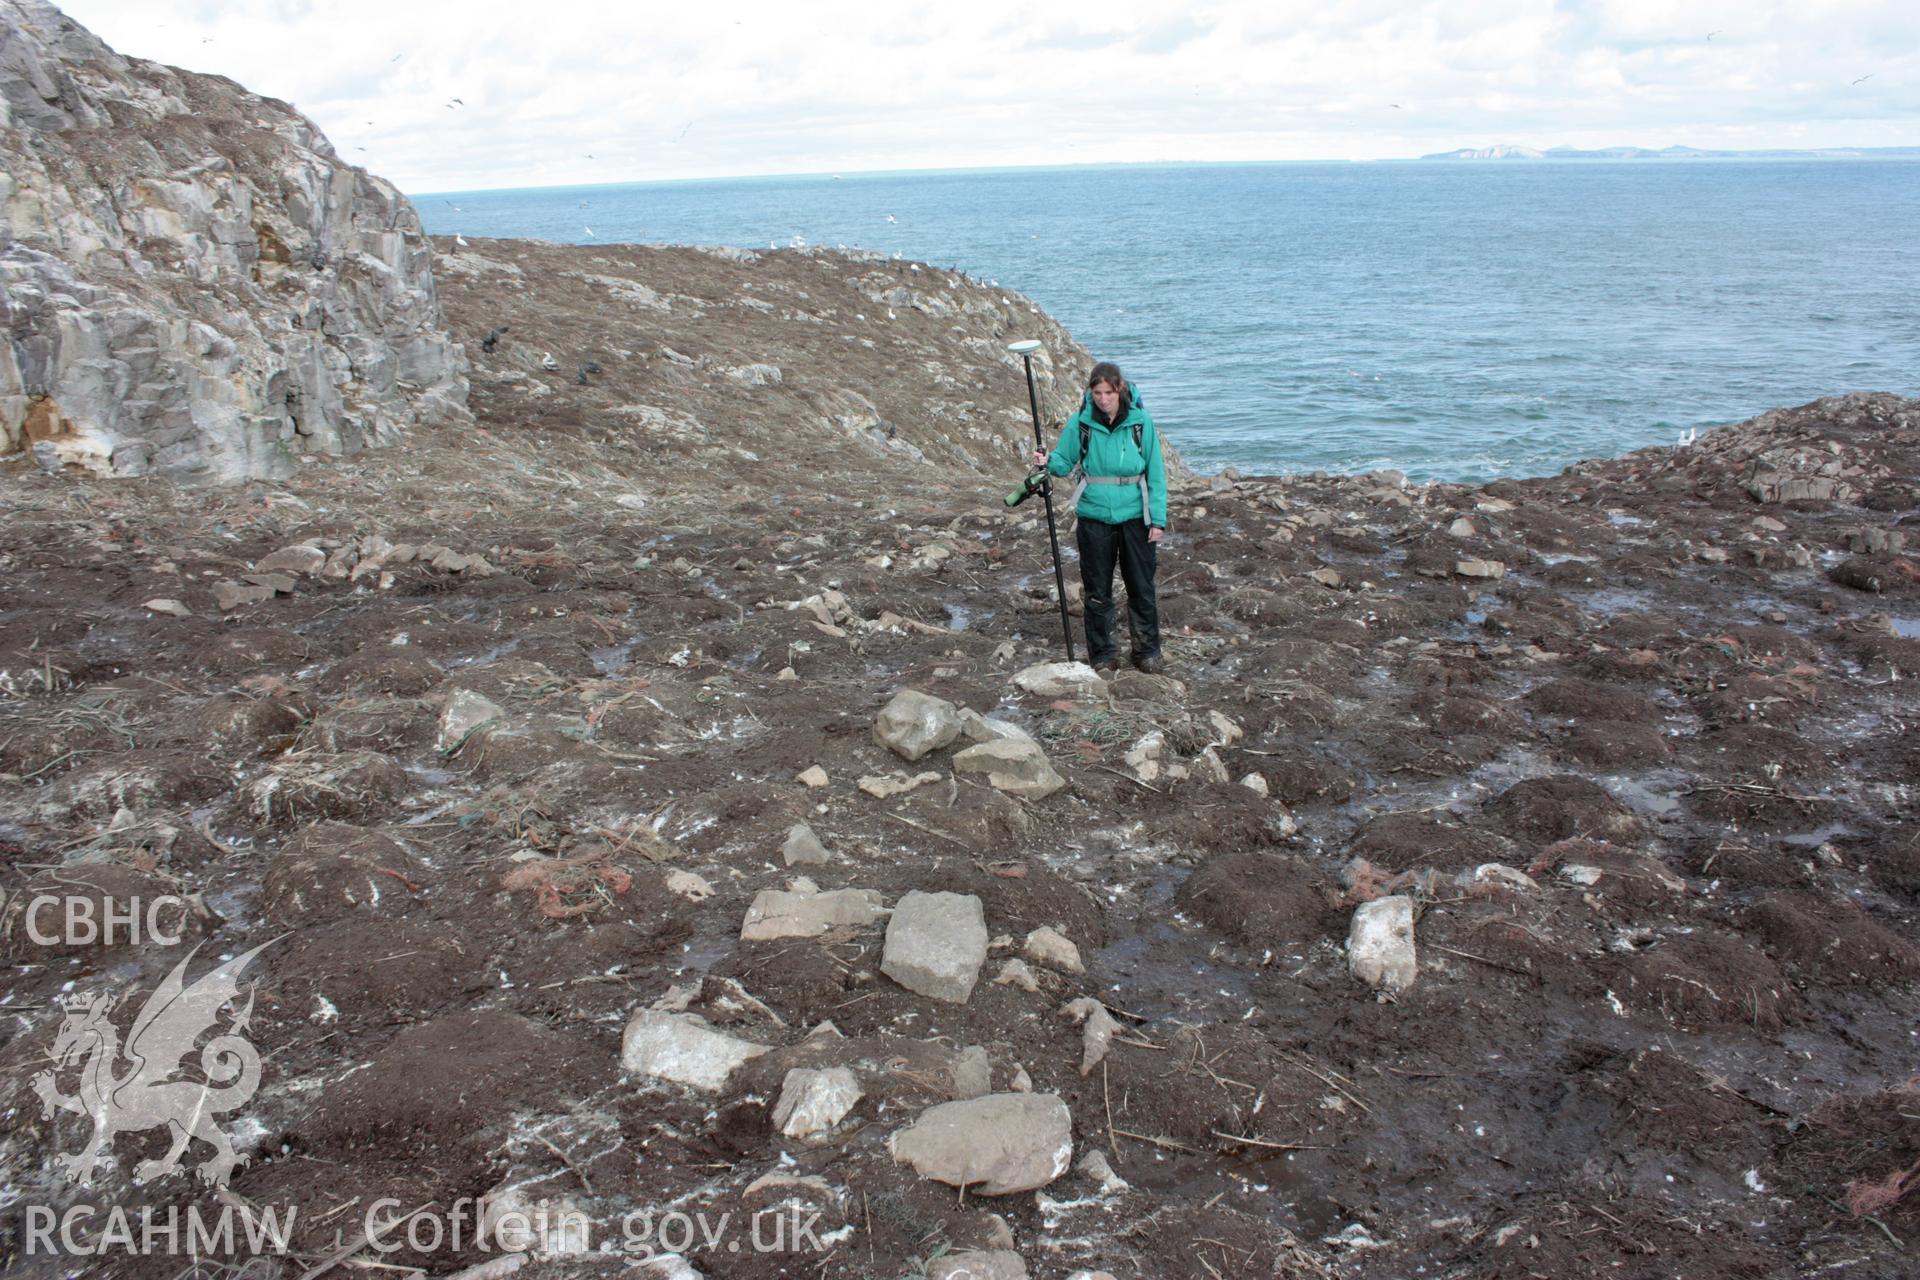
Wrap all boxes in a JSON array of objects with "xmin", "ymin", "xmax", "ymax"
[{"xmin": 33, "ymin": 942, "xmax": 272, "ymax": 1188}]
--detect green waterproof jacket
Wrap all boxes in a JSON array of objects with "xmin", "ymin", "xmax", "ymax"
[{"xmin": 1044, "ymin": 387, "xmax": 1170, "ymax": 528}]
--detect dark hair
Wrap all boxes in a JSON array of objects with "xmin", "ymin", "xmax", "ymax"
[{"xmin": 1088, "ymin": 361, "xmax": 1126, "ymax": 395}]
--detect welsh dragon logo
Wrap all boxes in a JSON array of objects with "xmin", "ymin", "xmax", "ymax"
[{"xmin": 33, "ymin": 942, "xmax": 272, "ymax": 1188}]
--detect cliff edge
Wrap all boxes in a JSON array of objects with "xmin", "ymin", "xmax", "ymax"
[{"xmin": 0, "ymin": 0, "xmax": 469, "ymax": 479}]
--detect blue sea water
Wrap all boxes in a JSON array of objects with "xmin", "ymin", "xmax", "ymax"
[{"xmin": 418, "ymin": 161, "xmax": 1920, "ymax": 483}]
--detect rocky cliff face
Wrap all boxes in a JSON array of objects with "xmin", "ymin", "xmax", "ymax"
[{"xmin": 0, "ymin": 0, "xmax": 469, "ymax": 480}]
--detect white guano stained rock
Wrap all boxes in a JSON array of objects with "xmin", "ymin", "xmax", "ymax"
[
  {"xmin": 771, "ymin": 1066, "xmax": 863, "ymax": 1139},
  {"xmin": 1348, "ymin": 895, "xmax": 1418, "ymax": 994},
  {"xmin": 620, "ymin": 1009, "xmax": 769, "ymax": 1092},
  {"xmin": 890, "ymin": 1093, "xmax": 1073, "ymax": 1195},
  {"xmin": 1011, "ymin": 661, "xmax": 1105, "ymax": 699}
]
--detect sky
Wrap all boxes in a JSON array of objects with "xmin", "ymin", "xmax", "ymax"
[{"xmin": 52, "ymin": 0, "xmax": 1920, "ymax": 194}]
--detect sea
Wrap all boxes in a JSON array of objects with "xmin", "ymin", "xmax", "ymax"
[{"xmin": 417, "ymin": 160, "xmax": 1920, "ymax": 484}]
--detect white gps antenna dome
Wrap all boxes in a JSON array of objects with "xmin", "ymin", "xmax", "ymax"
[{"xmin": 1007, "ymin": 340, "xmax": 1042, "ymax": 354}]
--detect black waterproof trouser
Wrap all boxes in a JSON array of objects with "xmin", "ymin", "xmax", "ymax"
[{"xmin": 1076, "ymin": 516, "xmax": 1160, "ymax": 664}]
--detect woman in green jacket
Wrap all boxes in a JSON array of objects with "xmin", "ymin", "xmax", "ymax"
[{"xmin": 1030, "ymin": 361, "xmax": 1170, "ymax": 674}]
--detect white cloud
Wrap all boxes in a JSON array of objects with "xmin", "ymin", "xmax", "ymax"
[{"xmin": 50, "ymin": 0, "xmax": 1920, "ymax": 192}]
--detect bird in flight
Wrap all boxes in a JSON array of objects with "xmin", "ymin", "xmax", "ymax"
[
  {"xmin": 1706, "ymin": 30, "xmax": 1721, "ymax": 40},
  {"xmin": 1852, "ymin": 73, "xmax": 1874, "ymax": 85},
  {"xmin": 1389, "ymin": 103, "xmax": 1402, "ymax": 109}
]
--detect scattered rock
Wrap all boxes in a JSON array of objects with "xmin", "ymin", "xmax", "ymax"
[
  {"xmin": 620, "ymin": 1009, "xmax": 770, "ymax": 1092},
  {"xmin": 665, "ymin": 870, "xmax": 715, "ymax": 900},
  {"xmin": 796, "ymin": 765, "xmax": 830, "ymax": 788},
  {"xmin": 255, "ymin": 544, "xmax": 328, "ymax": 575},
  {"xmin": 1455, "ymin": 558, "xmax": 1507, "ymax": 580},
  {"xmin": 859, "ymin": 769, "xmax": 942, "ymax": 798},
  {"xmin": 890, "ymin": 1093, "xmax": 1073, "ymax": 1195},
  {"xmin": 1023, "ymin": 926, "xmax": 1084, "ymax": 974},
  {"xmin": 772, "ymin": 1066, "xmax": 863, "ymax": 1139},
  {"xmin": 1012, "ymin": 661, "xmax": 1105, "ymax": 699},
  {"xmin": 436, "ymin": 688, "xmax": 505, "ymax": 754},
  {"xmin": 929, "ymin": 1253, "xmax": 1027, "ymax": 1280},
  {"xmin": 882, "ymin": 890, "xmax": 989, "ymax": 1003},
  {"xmin": 214, "ymin": 580, "xmax": 276, "ymax": 611},
  {"xmin": 959, "ymin": 709, "xmax": 1036, "ymax": 745},
  {"xmin": 993, "ymin": 959, "xmax": 1041, "ymax": 992},
  {"xmin": 1349, "ymin": 895, "xmax": 1417, "ymax": 994},
  {"xmin": 951, "ymin": 739, "xmax": 1066, "ymax": 799},
  {"xmin": 141, "ymin": 598, "xmax": 191, "ymax": 618},
  {"xmin": 1060, "ymin": 996, "xmax": 1117, "ymax": 1075},
  {"xmin": 782, "ymin": 822, "xmax": 834, "ymax": 865},
  {"xmin": 873, "ymin": 688, "xmax": 964, "ymax": 761},
  {"xmin": 740, "ymin": 884, "xmax": 887, "ymax": 941}
]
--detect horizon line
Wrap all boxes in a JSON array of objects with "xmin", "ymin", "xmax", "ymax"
[{"xmin": 412, "ymin": 145, "xmax": 1920, "ymax": 198}]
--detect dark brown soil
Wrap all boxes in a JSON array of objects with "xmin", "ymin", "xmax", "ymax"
[{"xmin": 3, "ymin": 245, "xmax": 1917, "ymax": 1279}]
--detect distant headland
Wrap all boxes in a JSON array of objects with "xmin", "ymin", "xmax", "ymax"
[{"xmin": 1421, "ymin": 143, "xmax": 1920, "ymax": 160}]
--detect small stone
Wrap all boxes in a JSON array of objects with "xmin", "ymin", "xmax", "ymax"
[
  {"xmin": 213, "ymin": 580, "xmax": 275, "ymax": 611},
  {"xmin": 993, "ymin": 959, "xmax": 1041, "ymax": 992},
  {"xmin": 958, "ymin": 709, "xmax": 1036, "ymax": 745},
  {"xmin": 1023, "ymin": 927, "xmax": 1084, "ymax": 974},
  {"xmin": 1698, "ymin": 546, "xmax": 1730, "ymax": 564},
  {"xmin": 796, "ymin": 766, "xmax": 829, "ymax": 788},
  {"xmin": 873, "ymin": 688, "xmax": 964, "ymax": 761},
  {"xmin": 1122, "ymin": 731, "xmax": 1166, "ymax": 783},
  {"xmin": 782, "ymin": 823, "xmax": 833, "ymax": 866},
  {"xmin": 1194, "ymin": 747, "xmax": 1230, "ymax": 785},
  {"xmin": 1239, "ymin": 772, "xmax": 1270, "ymax": 798},
  {"xmin": 1455, "ymin": 559, "xmax": 1506, "ymax": 580},
  {"xmin": 929, "ymin": 1252, "xmax": 1028, "ymax": 1280},
  {"xmin": 1206, "ymin": 711, "xmax": 1244, "ymax": 746},
  {"xmin": 740, "ymin": 886, "xmax": 886, "ymax": 941},
  {"xmin": 890, "ymin": 1093, "xmax": 1073, "ymax": 1195},
  {"xmin": 859, "ymin": 770, "xmax": 942, "ymax": 799},
  {"xmin": 665, "ymin": 870, "xmax": 715, "ymax": 900},
  {"xmin": 242, "ymin": 571, "xmax": 298, "ymax": 594},
  {"xmin": 777, "ymin": 666, "xmax": 799, "ymax": 682},
  {"xmin": 953, "ymin": 739, "xmax": 1065, "ymax": 799},
  {"xmin": 621, "ymin": 1010, "xmax": 769, "ymax": 1092},
  {"xmin": 1309, "ymin": 567, "xmax": 1345, "ymax": 589},
  {"xmin": 1010, "ymin": 1067, "xmax": 1033, "ymax": 1092},
  {"xmin": 1752, "ymin": 516, "xmax": 1787, "ymax": 533},
  {"xmin": 254, "ymin": 543, "xmax": 326, "ymax": 575},
  {"xmin": 436, "ymin": 688, "xmax": 505, "ymax": 754},
  {"xmin": 1447, "ymin": 517, "xmax": 1477, "ymax": 538},
  {"xmin": 882, "ymin": 890, "xmax": 989, "ymax": 1003},
  {"xmin": 1349, "ymin": 896, "xmax": 1417, "ymax": 994},
  {"xmin": 142, "ymin": 598, "xmax": 191, "ymax": 618},
  {"xmin": 1464, "ymin": 864, "xmax": 1541, "ymax": 893},
  {"xmin": 1076, "ymin": 1149, "xmax": 1130, "ymax": 1195},
  {"xmin": 951, "ymin": 1045, "xmax": 992, "ymax": 1099},
  {"xmin": 772, "ymin": 1067, "xmax": 863, "ymax": 1139},
  {"xmin": 1011, "ymin": 661, "xmax": 1105, "ymax": 699}
]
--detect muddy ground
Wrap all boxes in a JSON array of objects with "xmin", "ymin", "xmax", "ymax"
[{"xmin": 2, "ymin": 242, "xmax": 1917, "ymax": 1280}]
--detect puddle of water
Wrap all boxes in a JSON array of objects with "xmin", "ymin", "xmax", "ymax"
[
  {"xmin": 1892, "ymin": 617, "xmax": 1920, "ymax": 638},
  {"xmin": 1780, "ymin": 822, "xmax": 1860, "ymax": 848},
  {"xmin": 1601, "ymin": 773, "xmax": 1686, "ymax": 819},
  {"xmin": 676, "ymin": 926, "xmax": 737, "ymax": 975},
  {"xmin": 592, "ymin": 640, "xmax": 641, "ymax": 675},
  {"xmin": 1605, "ymin": 511, "xmax": 1644, "ymax": 527},
  {"xmin": 451, "ymin": 639, "xmax": 522, "ymax": 669},
  {"xmin": 944, "ymin": 601, "xmax": 973, "ymax": 632},
  {"xmin": 1579, "ymin": 588, "xmax": 1656, "ymax": 617}
]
